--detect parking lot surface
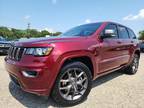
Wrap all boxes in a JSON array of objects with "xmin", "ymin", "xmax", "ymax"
[{"xmin": 0, "ymin": 54, "xmax": 144, "ymax": 108}]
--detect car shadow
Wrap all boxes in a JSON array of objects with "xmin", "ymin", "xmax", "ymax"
[
  {"xmin": 92, "ymin": 70, "xmax": 123, "ymax": 88},
  {"xmin": 9, "ymin": 70, "xmax": 124, "ymax": 108},
  {"xmin": 9, "ymin": 82, "xmax": 60, "ymax": 108}
]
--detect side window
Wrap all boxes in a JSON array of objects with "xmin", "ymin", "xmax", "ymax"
[
  {"xmin": 118, "ymin": 26, "xmax": 129, "ymax": 39},
  {"xmin": 128, "ymin": 28, "xmax": 136, "ymax": 39},
  {"xmin": 103, "ymin": 24, "xmax": 118, "ymax": 38}
]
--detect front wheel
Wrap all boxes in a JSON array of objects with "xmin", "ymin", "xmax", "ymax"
[
  {"xmin": 51, "ymin": 62, "xmax": 92, "ymax": 106},
  {"xmin": 124, "ymin": 54, "xmax": 139, "ymax": 75}
]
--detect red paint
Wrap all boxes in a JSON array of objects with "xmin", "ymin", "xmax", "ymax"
[{"xmin": 5, "ymin": 22, "xmax": 140, "ymax": 96}]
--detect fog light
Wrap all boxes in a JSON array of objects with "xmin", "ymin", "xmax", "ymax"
[{"xmin": 22, "ymin": 71, "xmax": 38, "ymax": 78}]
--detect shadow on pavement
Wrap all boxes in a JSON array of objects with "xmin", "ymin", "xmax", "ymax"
[
  {"xmin": 92, "ymin": 70, "xmax": 123, "ymax": 88},
  {"xmin": 9, "ymin": 70, "xmax": 124, "ymax": 108},
  {"xmin": 9, "ymin": 82, "xmax": 60, "ymax": 108}
]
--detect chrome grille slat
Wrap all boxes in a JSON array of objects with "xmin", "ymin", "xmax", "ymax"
[
  {"xmin": 8, "ymin": 47, "xmax": 12, "ymax": 58},
  {"xmin": 10, "ymin": 47, "xmax": 14, "ymax": 59},
  {"xmin": 12, "ymin": 47, "xmax": 16, "ymax": 59},
  {"xmin": 16, "ymin": 48, "xmax": 20, "ymax": 61},
  {"xmin": 23, "ymin": 48, "xmax": 26, "ymax": 56}
]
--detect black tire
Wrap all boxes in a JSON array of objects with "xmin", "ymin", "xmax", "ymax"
[
  {"xmin": 51, "ymin": 62, "xmax": 92, "ymax": 106},
  {"xmin": 124, "ymin": 54, "xmax": 139, "ymax": 75}
]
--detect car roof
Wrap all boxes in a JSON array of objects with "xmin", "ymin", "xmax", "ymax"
[
  {"xmin": 103, "ymin": 21, "xmax": 132, "ymax": 29},
  {"xmin": 77, "ymin": 21, "xmax": 133, "ymax": 32},
  {"xmin": 85, "ymin": 21, "xmax": 127, "ymax": 27}
]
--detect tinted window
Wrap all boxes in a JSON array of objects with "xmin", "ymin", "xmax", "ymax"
[
  {"xmin": 128, "ymin": 29, "xmax": 136, "ymax": 39},
  {"xmin": 103, "ymin": 24, "xmax": 118, "ymax": 38},
  {"xmin": 118, "ymin": 26, "xmax": 129, "ymax": 39},
  {"xmin": 61, "ymin": 23, "xmax": 102, "ymax": 37}
]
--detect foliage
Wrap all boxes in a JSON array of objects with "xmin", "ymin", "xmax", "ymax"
[
  {"xmin": 0, "ymin": 27, "xmax": 13, "ymax": 39},
  {"xmin": 52, "ymin": 32, "xmax": 62, "ymax": 36},
  {"xmin": 40, "ymin": 30, "xmax": 50, "ymax": 37},
  {"xmin": 139, "ymin": 31, "xmax": 144, "ymax": 40},
  {"xmin": 0, "ymin": 26, "xmax": 62, "ymax": 40}
]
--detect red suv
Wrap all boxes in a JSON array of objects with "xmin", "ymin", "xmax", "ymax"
[{"xmin": 5, "ymin": 22, "xmax": 140, "ymax": 106}]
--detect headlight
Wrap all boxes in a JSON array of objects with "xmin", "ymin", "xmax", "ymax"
[{"xmin": 25, "ymin": 47, "xmax": 53, "ymax": 56}]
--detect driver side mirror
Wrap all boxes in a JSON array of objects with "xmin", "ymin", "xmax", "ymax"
[{"xmin": 101, "ymin": 29, "xmax": 116, "ymax": 39}]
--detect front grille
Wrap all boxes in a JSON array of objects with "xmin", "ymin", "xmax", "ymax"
[{"xmin": 8, "ymin": 46, "xmax": 26, "ymax": 61}]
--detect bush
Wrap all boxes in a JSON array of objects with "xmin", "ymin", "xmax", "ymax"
[{"xmin": 139, "ymin": 31, "xmax": 144, "ymax": 40}]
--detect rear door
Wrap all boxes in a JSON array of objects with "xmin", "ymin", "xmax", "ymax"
[{"xmin": 116, "ymin": 25, "xmax": 131, "ymax": 64}]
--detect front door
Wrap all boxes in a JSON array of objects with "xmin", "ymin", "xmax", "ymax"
[{"xmin": 98, "ymin": 24, "xmax": 123, "ymax": 73}]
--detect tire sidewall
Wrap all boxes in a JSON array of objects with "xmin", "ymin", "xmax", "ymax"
[
  {"xmin": 51, "ymin": 62, "xmax": 92, "ymax": 106},
  {"xmin": 126, "ymin": 54, "xmax": 139, "ymax": 75},
  {"xmin": 132, "ymin": 54, "xmax": 139, "ymax": 74}
]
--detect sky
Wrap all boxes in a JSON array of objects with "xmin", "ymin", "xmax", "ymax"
[{"xmin": 0, "ymin": 0, "xmax": 144, "ymax": 35}]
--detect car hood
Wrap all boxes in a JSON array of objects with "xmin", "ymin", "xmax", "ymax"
[{"xmin": 14, "ymin": 36, "xmax": 86, "ymax": 47}]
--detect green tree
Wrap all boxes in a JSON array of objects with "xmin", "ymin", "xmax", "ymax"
[
  {"xmin": 0, "ymin": 26, "xmax": 61, "ymax": 40},
  {"xmin": 28, "ymin": 29, "xmax": 40, "ymax": 38},
  {"xmin": 40, "ymin": 30, "xmax": 50, "ymax": 37},
  {"xmin": 11, "ymin": 28, "xmax": 26, "ymax": 39},
  {"xmin": 139, "ymin": 31, "xmax": 144, "ymax": 40},
  {"xmin": 52, "ymin": 32, "xmax": 62, "ymax": 36},
  {"xmin": 0, "ymin": 27, "xmax": 13, "ymax": 39}
]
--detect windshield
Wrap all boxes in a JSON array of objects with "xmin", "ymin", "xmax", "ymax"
[{"xmin": 61, "ymin": 23, "xmax": 102, "ymax": 37}]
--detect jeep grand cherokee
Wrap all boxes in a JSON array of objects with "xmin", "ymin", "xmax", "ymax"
[{"xmin": 5, "ymin": 22, "xmax": 140, "ymax": 106}]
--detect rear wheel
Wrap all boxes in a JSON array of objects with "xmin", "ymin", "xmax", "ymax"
[
  {"xmin": 124, "ymin": 54, "xmax": 139, "ymax": 75},
  {"xmin": 51, "ymin": 62, "xmax": 92, "ymax": 106}
]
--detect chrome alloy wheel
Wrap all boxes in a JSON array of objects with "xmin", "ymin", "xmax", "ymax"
[{"xmin": 59, "ymin": 68, "xmax": 88, "ymax": 101}]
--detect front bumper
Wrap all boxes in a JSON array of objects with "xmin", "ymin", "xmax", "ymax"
[{"xmin": 5, "ymin": 55, "xmax": 57, "ymax": 96}]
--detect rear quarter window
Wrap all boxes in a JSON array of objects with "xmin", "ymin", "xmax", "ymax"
[
  {"xmin": 127, "ymin": 28, "xmax": 136, "ymax": 39},
  {"xmin": 118, "ymin": 26, "xmax": 129, "ymax": 39}
]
